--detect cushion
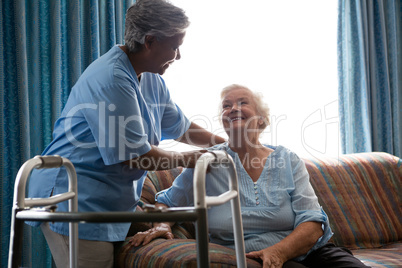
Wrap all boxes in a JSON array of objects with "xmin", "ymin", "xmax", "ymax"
[
  {"xmin": 117, "ymin": 238, "xmax": 262, "ymax": 268},
  {"xmin": 351, "ymin": 242, "xmax": 402, "ymax": 267},
  {"xmin": 304, "ymin": 152, "xmax": 402, "ymax": 249}
]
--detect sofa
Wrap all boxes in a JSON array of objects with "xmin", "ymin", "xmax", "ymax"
[{"xmin": 117, "ymin": 152, "xmax": 402, "ymax": 267}]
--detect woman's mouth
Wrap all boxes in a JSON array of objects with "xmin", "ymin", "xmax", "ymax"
[{"xmin": 230, "ymin": 117, "xmax": 244, "ymax": 122}]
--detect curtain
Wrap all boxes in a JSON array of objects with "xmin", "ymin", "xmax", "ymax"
[
  {"xmin": 338, "ymin": 0, "xmax": 402, "ymax": 157},
  {"xmin": 0, "ymin": 0, "xmax": 134, "ymax": 266}
]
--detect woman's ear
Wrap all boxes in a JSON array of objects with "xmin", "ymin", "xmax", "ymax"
[
  {"xmin": 258, "ymin": 117, "xmax": 264, "ymax": 126},
  {"xmin": 144, "ymin": 35, "xmax": 156, "ymax": 49}
]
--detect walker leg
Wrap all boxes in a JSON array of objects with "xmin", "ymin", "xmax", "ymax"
[
  {"xmin": 8, "ymin": 209, "xmax": 24, "ymax": 268},
  {"xmin": 195, "ymin": 208, "xmax": 209, "ymax": 268}
]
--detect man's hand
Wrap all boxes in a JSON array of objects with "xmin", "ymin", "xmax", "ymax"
[
  {"xmin": 125, "ymin": 145, "xmax": 207, "ymax": 170},
  {"xmin": 176, "ymin": 122, "xmax": 226, "ymax": 147},
  {"xmin": 129, "ymin": 223, "xmax": 173, "ymax": 247},
  {"xmin": 179, "ymin": 149, "xmax": 208, "ymax": 168}
]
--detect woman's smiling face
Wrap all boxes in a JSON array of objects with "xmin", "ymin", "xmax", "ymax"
[{"xmin": 221, "ymin": 87, "xmax": 263, "ymax": 137}]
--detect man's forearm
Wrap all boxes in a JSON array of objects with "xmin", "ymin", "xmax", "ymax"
[
  {"xmin": 125, "ymin": 146, "xmax": 183, "ymax": 170},
  {"xmin": 125, "ymin": 145, "xmax": 205, "ymax": 170},
  {"xmin": 176, "ymin": 122, "xmax": 226, "ymax": 147}
]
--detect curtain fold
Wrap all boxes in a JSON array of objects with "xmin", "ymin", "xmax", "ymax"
[
  {"xmin": 0, "ymin": 0, "xmax": 133, "ymax": 266},
  {"xmin": 338, "ymin": 0, "xmax": 402, "ymax": 157}
]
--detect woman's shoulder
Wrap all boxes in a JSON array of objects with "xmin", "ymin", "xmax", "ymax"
[
  {"xmin": 207, "ymin": 142, "xmax": 230, "ymax": 151},
  {"xmin": 262, "ymin": 144, "xmax": 301, "ymax": 160}
]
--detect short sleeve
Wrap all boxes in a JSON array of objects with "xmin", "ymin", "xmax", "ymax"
[
  {"xmin": 160, "ymin": 103, "xmax": 190, "ymax": 140},
  {"xmin": 288, "ymin": 153, "xmax": 323, "ymax": 225},
  {"xmin": 158, "ymin": 80, "xmax": 190, "ymax": 140},
  {"xmin": 136, "ymin": 73, "xmax": 190, "ymax": 142},
  {"xmin": 288, "ymin": 152, "xmax": 333, "ymax": 260}
]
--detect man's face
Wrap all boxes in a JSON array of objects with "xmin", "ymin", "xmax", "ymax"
[{"xmin": 148, "ymin": 32, "xmax": 185, "ymax": 75}]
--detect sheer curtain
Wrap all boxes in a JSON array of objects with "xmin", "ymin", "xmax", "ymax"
[
  {"xmin": 337, "ymin": 0, "xmax": 402, "ymax": 157},
  {"xmin": 0, "ymin": 0, "xmax": 133, "ymax": 266}
]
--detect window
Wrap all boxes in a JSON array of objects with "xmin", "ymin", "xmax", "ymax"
[{"xmin": 160, "ymin": 0, "xmax": 340, "ymax": 158}]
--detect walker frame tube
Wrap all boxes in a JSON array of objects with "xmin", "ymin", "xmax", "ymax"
[
  {"xmin": 193, "ymin": 151, "xmax": 247, "ymax": 268},
  {"xmin": 8, "ymin": 156, "xmax": 78, "ymax": 268},
  {"xmin": 9, "ymin": 152, "xmax": 246, "ymax": 268}
]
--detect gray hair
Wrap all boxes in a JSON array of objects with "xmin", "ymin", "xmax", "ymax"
[
  {"xmin": 124, "ymin": 0, "xmax": 190, "ymax": 53},
  {"xmin": 219, "ymin": 84, "xmax": 271, "ymax": 131}
]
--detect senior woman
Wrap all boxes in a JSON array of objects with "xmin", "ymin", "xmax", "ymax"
[
  {"xmin": 130, "ymin": 84, "xmax": 369, "ymax": 268},
  {"xmin": 26, "ymin": 1, "xmax": 224, "ymax": 267}
]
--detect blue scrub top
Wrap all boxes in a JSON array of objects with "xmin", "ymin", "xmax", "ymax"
[
  {"xmin": 157, "ymin": 143, "xmax": 333, "ymax": 260},
  {"xmin": 27, "ymin": 45, "xmax": 190, "ymax": 241}
]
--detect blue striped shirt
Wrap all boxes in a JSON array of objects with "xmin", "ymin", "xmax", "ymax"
[{"xmin": 157, "ymin": 143, "xmax": 333, "ymax": 260}]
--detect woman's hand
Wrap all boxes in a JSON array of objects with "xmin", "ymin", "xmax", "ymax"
[
  {"xmin": 246, "ymin": 246, "xmax": 286, "ymax": 268},
  {"xmin": 129, "ymin": 223, "xmax": 174, "ymax": 246},
  {"xmin": 246, "ymin": 222, "xmax": 324, "ymax": 267}
]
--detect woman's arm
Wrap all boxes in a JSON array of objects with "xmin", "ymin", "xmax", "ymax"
[
  {"xmin": 246, "ymin": 221, "xmax": 323, "ymax": 268},
  {"xmin": 175, "ymin": 122, "xmax": 226, "ymax": 147}
]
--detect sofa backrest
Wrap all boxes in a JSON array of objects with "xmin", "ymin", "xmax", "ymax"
[{"xmin": 304, "ymin": 152, "xmax": 402, "ymax": 250}]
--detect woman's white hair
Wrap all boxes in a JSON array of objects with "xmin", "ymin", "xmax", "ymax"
[
  {"xmin": 219, "ymin": 84, "xmax": 270, "ymax": 131},
  {"xmin": 124, "ymin": 0, "xmax": 190, "ymax": 53}
]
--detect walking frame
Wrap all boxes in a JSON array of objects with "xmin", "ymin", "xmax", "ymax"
[{"xmin": 8, "ymin": 151, "xmax": 247, "ymax": 268}]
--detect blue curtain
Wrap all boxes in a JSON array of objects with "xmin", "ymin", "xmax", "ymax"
[
  {"xmin": 338, "ymin": 0, "xmax": 402, "ymax": 157},
  {"xmin": 0, "ymin": 0, "xmax": 133, "ymax": 266}
]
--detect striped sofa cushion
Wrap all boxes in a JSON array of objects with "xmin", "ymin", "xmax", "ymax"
[
  {"xmin": 304, "ymin": 152, "xmax": 402, "ymax": 250},
  {"xmin": 118, "ymin": 238, "xmax": 262, "ymax": 268},
  {"xmin": 351, "ymin": 242, "xmax": 402, "ymax": 268}
]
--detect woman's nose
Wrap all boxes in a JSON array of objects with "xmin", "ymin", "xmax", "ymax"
[
  {"xmin": 230, "ymin": 103, "xmax": 240, "ymax": 112},
  {"xmin": 175, "ymin": 48, "xmax": 181, "ymax": 60}
]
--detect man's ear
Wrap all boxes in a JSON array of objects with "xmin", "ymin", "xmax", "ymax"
[{"xmin": 144, "ymin": 35, "xmax": 156, "ymax": 49}]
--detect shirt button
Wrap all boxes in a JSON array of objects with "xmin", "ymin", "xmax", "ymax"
[
  {"xmin": 256, "ymin": 202, "xmax": 260, "ymax": 205},
  {"xmin": 256, "ymin": 196, "xmax": 259, "ymax": 200}
]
